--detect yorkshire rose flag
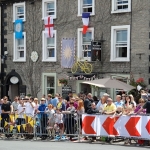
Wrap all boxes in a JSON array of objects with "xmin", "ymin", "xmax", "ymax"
[
  {"xmin": 44, "ymin": 16, "xmax": 54, "ymax": 38},
  {"xmin": 82, "ymin": 13, "xmax": 90, "ymax": 34}
]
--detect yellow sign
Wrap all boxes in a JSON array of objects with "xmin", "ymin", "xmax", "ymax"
[{"xmin": 71, "ymin": 57, "xmax": 92, "ymax": 74}]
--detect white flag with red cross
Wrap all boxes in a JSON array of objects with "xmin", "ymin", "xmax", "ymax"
[{"xmin": 44, "ymin": 16, "xmax": 54, "ymax": 38}]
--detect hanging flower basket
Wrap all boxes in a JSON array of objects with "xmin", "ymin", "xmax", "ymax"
[{"xmin": 59, "ymin": 79, "xmax": 68, "ymax": 85}]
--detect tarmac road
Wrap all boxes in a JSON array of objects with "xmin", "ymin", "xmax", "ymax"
[{"xmin": 0, "ymin": 140, "xmax": 148, "ymax": 150}]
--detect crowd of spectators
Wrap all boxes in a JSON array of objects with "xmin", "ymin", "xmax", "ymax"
[{"xmin": 0, "ymin": 89, "xmax": 150, "ymax": 145}]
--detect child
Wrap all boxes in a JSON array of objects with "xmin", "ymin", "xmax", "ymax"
[
  {"xmin": 45, "ymin": 104, "xmax": 55, "ymax": 139},
  {"xmin": 54, "ymin": 108, "xmax": 64, "ymax": 140}
]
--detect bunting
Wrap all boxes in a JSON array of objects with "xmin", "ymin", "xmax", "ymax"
[
  {"xmin": 22, "ymin": 124, "xmax": 26, "ymax": 131},
  {"xmin": 17, "ymin": 125, "xmax": 21, "ymax": 132},
  {"xmin": 9, "ymin": 125, "xmax": 14, "ymax": 132}
]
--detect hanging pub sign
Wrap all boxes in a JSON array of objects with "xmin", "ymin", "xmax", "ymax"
[{"xmin": 91, "ymin": 41, "xmax": 101, "ymax": 61}]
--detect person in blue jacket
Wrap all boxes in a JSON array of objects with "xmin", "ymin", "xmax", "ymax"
[{"xmin": 38, "ymin": 98, "xmax": 48, "ymax": 140}]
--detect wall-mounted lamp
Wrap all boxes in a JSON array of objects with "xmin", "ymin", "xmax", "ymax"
[{"xmin": 136, "ymin": 53, "xmax": 145, "ymax": 59}]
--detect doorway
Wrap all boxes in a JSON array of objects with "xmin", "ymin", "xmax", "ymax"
[
  {"xmin": 80, "ymin": 83, "xmax": 91, "ymax": 94},
  {"xmin": 8, "ymin": 84, "xmax": 19, "ymax": 101}
]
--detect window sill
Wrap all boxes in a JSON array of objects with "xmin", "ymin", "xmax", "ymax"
[
  {"xmin": 111, "ymin": 10, "xmax": 131, "ymax": 14},
  {"xmin": 42, "ymin": 59, "xmax": 56, "ymax": 62},
  {"xmin": 42, "ymin": 16, "xmax": 57, "ymax": 20},
  {"xmin": 13, "ymin": 59, "xmax": 26, "ymax": 62},
  {"xmin": 77, "ymin": 13, "xmax": 95, "ymax": 17},
  {"xmin": 110, "ymin": 58, "xmax": 130, "ymax": 62},
  {"xmin": 13, "ymin": 19, "xmax": 26, "ymax": 23}
]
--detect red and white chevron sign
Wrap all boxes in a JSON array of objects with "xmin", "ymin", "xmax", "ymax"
[{"xmin": 82, "ymin": 115, "xmax": 150, "ymax": 138}]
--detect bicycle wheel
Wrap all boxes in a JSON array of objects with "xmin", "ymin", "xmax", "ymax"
[
  {"xmin": 71, "ymin": 63, "xmax": 78, "ymax": 73},
  {"xmin": 84, "ymin": 63, "xmax": 92, "ymax": 74}
]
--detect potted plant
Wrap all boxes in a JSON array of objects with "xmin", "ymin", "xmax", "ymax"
[{"xmin": 59, "ymin": 78, "xmax": 68, "ymax": 85}]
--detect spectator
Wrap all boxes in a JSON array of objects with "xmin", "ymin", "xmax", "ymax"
[
  {"xmin": 56, "ymin": 96, "xmax": 65, "ymax": 111},
  {"xmin": 34, "ymin": 98, "xmax": 39, "ymax": 114},
  {"xmin": 46, "ymin": 94, "xmax": 53, "ymax": 105},
  {"xmin": 54, "ymin": 108, "xmax": 64, "ymax": 140},
  {"xmin": 87, "ymin": 102, "xmax": 99, "ymax": 114},
  {"xmin": 112, "ymin": 106, "xmax": 123, "ymax": 117},
  {"xmin": 114, "ymin": 95, "xmax": 124, "ymax": 107},
  {"xmin": 12, "ymin": 96, "xmax": 19, "ymax": 113},
  {"xmin": 103, "ymin": 98, "xmax": 116, "ymax": 115},
  {"xmin": 16, "ymin": 98, "xmax": 25, "ymax": 138},
  {"xmin": 134, "ymin": 98, "xmax": 146, "ymax": 114},
  {"xmin": 0, "ymin": 99, "xmax": 3, "ymax": 114},
  {"xmin": 121, "ymin": 94, "xmax": 126, "ymax": 103},
  {"xmin": 96, "ymin": 96, "xmax": 107, "ymax": 112},
  {"xmin": 123, "ymin": 95, "xmax": 134, "ymax": 110},
  {"xmin": 76, "ymin": 100, "xmax": 84, "ymax": 132},
  {"xmin": 51, "ymin": 93, "xmax": 59, "ymax": 109},
  {"xmin": 65, "ymin": 92, "xmax": 73, "ymax": 102},
  {"xmin": 66, "ymin": 97, "xmax": 78, "ymax": 110},
  {"xmin": 84, "ymin": 93, "xmax": 93, "ymax": 113},
  {"xmin": 63, "ymin": 102, "xmax": 76, "ymax": 141},
  {"xmin": 38, "ymin": 98, "xmax": 48, "ymax": 140},
  {"xmin": 45, "ymin": 104, "xmax": 55, "ymax": 139},
  {"xmin": 1, "ymin": 96, "xmax": 13, "ymax": 138},
  {"xmin": 24, "ymin": 97, "xmax": 35, "ymax": 139}
]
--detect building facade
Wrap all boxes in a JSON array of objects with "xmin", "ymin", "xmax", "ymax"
[{"xmin": 0, "ymin": 0, "xmax": 150, "ymax": 100}]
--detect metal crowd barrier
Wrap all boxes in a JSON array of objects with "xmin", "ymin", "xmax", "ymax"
[{"xmin": 0, "ymin": 112, "xmax": 82, "ymax": 141}]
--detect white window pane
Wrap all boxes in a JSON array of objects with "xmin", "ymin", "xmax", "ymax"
[
  {"xmin": 17, "ymin": 7, "xmax": 24, "ymax": 14},
  {"xmin": 47, "ymin": 3, "xmax": 54, "ymax": 11},
  {"xmin": 47, "ymin": 37, "xmax": 54, "ymax": 46},
  {"xmin": 47, "ymin": 48, "xmax": 55, "ymax": 57},
  {"xmin": 19, "ymin": 51, "xmax": 24, "ymax": 57},
  {"xmin": 47, "ymin": 77, "xmax": 54, "ymax": 87},
  {"xmin": 116, "ymin": 30, "xmax": 127, "ymax": 42},
  {"xmin": 83, "ymin": 32, "xmax": 92, "ymax": 43},
  {"xmin": 116, "ymin": 47, "xmax": 127, "ymax": 57},
  {"xmin": 117, "ymin": 0, "xmax": 128, "ymax": 4},
  {"xmin": 83, "ymin": 0, "xmax": 92, "ymax": 5},
  {"xmin": 18, "ymin": 39, "xmax": 24, "ymax": 46}
]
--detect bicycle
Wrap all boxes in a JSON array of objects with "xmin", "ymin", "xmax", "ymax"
[{"xmin": 71, "ymin": 57, "xmax": 92, "ymax": 74}]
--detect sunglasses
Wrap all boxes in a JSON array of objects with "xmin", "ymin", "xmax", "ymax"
[
  {"xmin": 41, "ymin": 100, "xmax": 45, "ymax": 101},
  {"xmin": 140, "ymin": 101, "xmax": 145, "ymax": 103}
]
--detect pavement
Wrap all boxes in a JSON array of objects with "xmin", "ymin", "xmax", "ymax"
[
  {"xmin": 0, "ymin": 137, "xmax": 150, "ymax": 150},
  {"xmin": 0, "ymin": 140, "xmax": 149, "ymax": 150}
]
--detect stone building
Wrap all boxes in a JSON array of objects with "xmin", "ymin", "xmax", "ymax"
[{"xmin": 0, "ymin": 0, "xmax": 149, "ymax": 100}]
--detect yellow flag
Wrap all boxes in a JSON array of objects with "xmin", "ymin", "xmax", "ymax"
[
  {"xmin": 15, "ymin": 115, "xmax": 19, "ymax": 120},
  {"xmin": 9, "ymin": 125, "xmax": 14, "ymax": 132},
  {"xmin": 29, "ymin": 120, "xmax": 34, "ymax": 127},
  {"xmin": 17, "ymin": 125, "xmax": 21, "ymax": 132},
  {"xmin": 22, "ymin": 124, "xmax": 26, "ymax": 131},
  {"xmin": 27, "ymin": 116, "xmax": 32, "ymax": 123},
  {"xmin": 23, "ymin": 114, "xmax": 26, "ymax": 119},
  {"xmin": 9, "ymin": 115, "xmax": 14, "ymax": 122},
  {"xmin": 4, "ymin": 121, "xmax": 8, "ymax": 127},
  {"xmin": 0, "ymin": 115, "xmax": 2, "ymax": 121}
]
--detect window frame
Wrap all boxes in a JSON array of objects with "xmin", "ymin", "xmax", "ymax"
[
  {"xmin": 110, "ymin": 25, "xmax": 130, "ymax": 62},
  {"xmin": 111, "ymin": 0, "xmax": 131, "ymax": 14},
  {"xmin": 42, "ymin": 73, "xmax": 57, "ymax": 96},
  {"xmin": 78, "ymin": 0, "xmax": 95, "ymax": 16},
  {"xmin": 42, "ymin": 0, "xmax": 57, "ymax": 19},
  {"xmin": 13, "ymin": 2, "xmax": 26, "ymax": 22},
  {"xmin": 13, "ymin": 32, "xmax": 26, "ymax": 62},
  {"xmin": 77, "ymin": 27, "xmax": 94, "ymax": 61},
  {"xmin": 42, "ymin": 30, "xmax": 57, "ymax": 62}
]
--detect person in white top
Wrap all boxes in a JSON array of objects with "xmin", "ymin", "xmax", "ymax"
[
  {"xmin": 24, "ymin": 97, "xmax": 35, "ymax": 139},
  {"xmin": 96, "ymin": 96, "xmax": 107, "ymax": 112},
  {"xmin": 33, "ymin": 98, "xmax": 39, "ymax": 115},
  {"xmin": 16, "ymin": 98, "xmax": 26, "ymax": 135},
  {"xmin": 54, "ymin": 108, "xmax": 63, "ymax": 138},
  {"xmin": 24, "ymin": 97, "xmax": 35, "ymax": 117}
]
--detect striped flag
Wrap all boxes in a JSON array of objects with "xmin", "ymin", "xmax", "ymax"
[{"xmin": 82, "ymin": 13, "xmax": 90, "ymax": 34}]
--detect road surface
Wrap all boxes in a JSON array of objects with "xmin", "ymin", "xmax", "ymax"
[{"xmin": 0, "ymin": 140, "xmax": 147, "ymax": 150}]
